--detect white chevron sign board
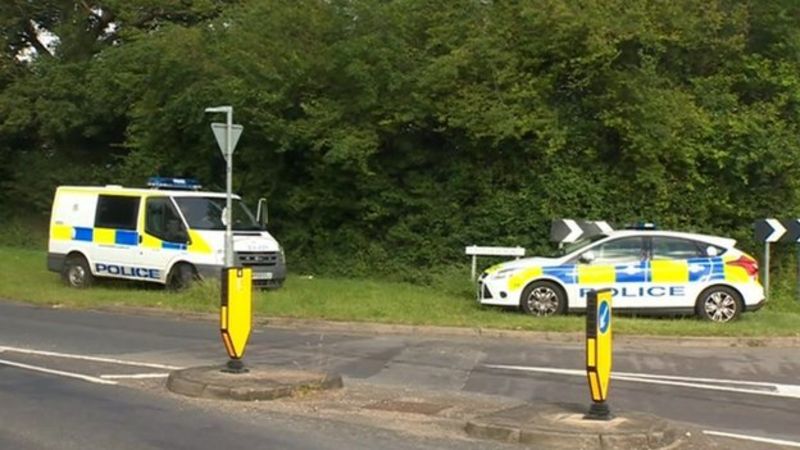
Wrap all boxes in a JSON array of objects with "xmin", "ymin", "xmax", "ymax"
[
  {"xmin": 754, "ymin": 219, "xmax": 787, "ymax": 243},
  {"xmin": 550, "ymin": 219, "xmax": 614, "ymax": 244},
  {"xmin": 753, "ymin": 218, "xmax": 800, "ymax": 301}
]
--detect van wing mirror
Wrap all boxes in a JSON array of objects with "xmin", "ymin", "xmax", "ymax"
[{"xmin": 256, "ymin": 198, "xmax": 268, "ymax": 227}]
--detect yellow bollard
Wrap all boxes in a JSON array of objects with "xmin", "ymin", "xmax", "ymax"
[
  {"xmin": 585, "ymin": 288, "xmax": 613, "ymax": 420},
  {"xmin": 220, "ymin": 266, "xmax": 252, "ymax": 373}
]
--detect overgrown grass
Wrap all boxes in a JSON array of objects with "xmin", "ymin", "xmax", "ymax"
[{"xmin": 1, "ymin": 245, "xmax": 799, "ymax": 337}]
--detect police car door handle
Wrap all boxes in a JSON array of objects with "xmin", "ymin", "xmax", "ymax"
[{"xmin": 138, "ymin": 235, "xmax": 143, "ymax": 244}]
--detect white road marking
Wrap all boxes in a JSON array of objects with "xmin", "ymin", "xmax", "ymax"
[
  {"xmin": 100, "ymin": 373, "xmax": 170, "ymax": 380},
  {"xmin": 0, "ymin": 358, "xmax": 118, "ymax": 386},
  {"xmin": 704, "ymin": 430, "xmax": 800, "ymax": 448},
  {"xmin": 0, "ymin": 346, "xmax": 182, "ymax": 370},
  {"xmin": 483, "ymin": 364, "xmax": 800, "ymax": 399}
]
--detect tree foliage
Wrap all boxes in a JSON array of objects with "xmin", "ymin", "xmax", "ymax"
[{"xmin": 2, "ymin": 0, "xmax": 800, "ymax": 280}]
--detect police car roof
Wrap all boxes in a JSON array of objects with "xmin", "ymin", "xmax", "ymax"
[
  {"xmin": 604, "ymin": 229, "xmax": 737, "ymax": 248},
  {"xmin": 56, "ymin": 185, "xmax": 240, "ymax": 199}
]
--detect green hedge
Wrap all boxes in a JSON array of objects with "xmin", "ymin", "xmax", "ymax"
[{"xmin": 2, "ymin": 1, "xmax": 800, "ymax": 283}]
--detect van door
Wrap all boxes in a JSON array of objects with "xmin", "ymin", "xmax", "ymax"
[
  {"xmin": 92, "ymin": 194, "xmax": 142, "ymax": 278},
  {"xmin": 138, "ymin": 196, "xmax": 191, "ymax": 282}
]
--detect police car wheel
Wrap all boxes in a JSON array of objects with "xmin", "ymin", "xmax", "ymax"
[
  {"xmin": 520, "ymin": 281, "xmax": 566, "ymax": 316},
  {"xmin": 696, "ymin": 286, "xmax": 742, "ymax": 323},
  {"xmin": 62, "ymin": 255, "xmax": 94, "ymax": 288},
  {"xmin": 167, "ymin": 263, "xmax": 196, "ymax": 290}
]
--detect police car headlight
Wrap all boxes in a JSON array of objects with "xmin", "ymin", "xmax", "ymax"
[{"xmin": 492, "ymin": 268, "xmax": 518, "ymax": 280}]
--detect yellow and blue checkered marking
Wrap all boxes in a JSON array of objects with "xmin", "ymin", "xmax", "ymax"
[
  {"xmin": 63, "ymin": 226, "xmax": 185, "ymax": 250},
  {"xmin": 509, "ymin": 257, "xmax": 730, "ymax": 290}
]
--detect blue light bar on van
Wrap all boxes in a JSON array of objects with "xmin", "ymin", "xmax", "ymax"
[{"xmin": 147, "ymin": 177, "xmax": 202, "ymax": 190}]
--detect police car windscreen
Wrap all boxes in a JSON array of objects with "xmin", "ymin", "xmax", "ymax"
[{"xmin": 174, "ymin": 197, "xmax": 261, "ymax": 231}]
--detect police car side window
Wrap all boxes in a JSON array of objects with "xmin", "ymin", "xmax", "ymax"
[
  {"xmin": 146, "ymin": 198, "xmax": 186, "ymax": 242},
  {"xmin": 95, "ymin": 195, "xmax": 140, "ymax": 230},
  {"xmin": 651, "ymin": 237, "xmax": 703, "ymax": 260},
  {"xmin": 593, "ymin": 237, "xmax": 645, "ymax": 265}
]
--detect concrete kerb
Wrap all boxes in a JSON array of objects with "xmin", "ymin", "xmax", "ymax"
[
  {"xmin": 258, "ymin": 316, "xmax": 800, "ymax": 348},
  {"xmin": 465, "ymin": 403, "xmax": 686, "ymax": 450},
  {"xmin": 166, "ymin": 364, "xmax": 343, "ymax": 401}
]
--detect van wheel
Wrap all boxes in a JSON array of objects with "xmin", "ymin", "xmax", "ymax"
[
  {"xmin": 520, "ymin": 281, "xmax": 566, "ymax": 316},
  {"xmin": 62, "ymin": 255, "xmax": 94, "ymax": 288},
  {"xmin": 167, "ymin": 263, "xmax": 196, "ymax": 290},
  {"xmin": 696, "ymin": 286, "xmax": 743, "ymax": 323}
]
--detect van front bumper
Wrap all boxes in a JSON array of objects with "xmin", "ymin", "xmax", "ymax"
[{"xmin": 195, "ymin": 259, "xmax": 286, "ymax": 289}]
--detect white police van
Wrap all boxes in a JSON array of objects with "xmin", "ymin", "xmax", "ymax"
[
  {"xmin": 477, "ymin": 229, "xmax": 765, "ymax": 323},
  {"xmin": 47, "ymin": 178, "xmax": 285, "ymax": 289}
]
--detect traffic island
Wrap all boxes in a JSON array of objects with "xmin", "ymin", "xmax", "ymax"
[
  {"xmin": 465, "ymin": 403, "xmax": 685, "ymax": 450},
  {"xmin": 166, "ymin": 365, "xmax": 343, "ymax": 401}
]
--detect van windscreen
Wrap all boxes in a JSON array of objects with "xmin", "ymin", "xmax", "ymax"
[{"xmin": 174, "ymin": 197, "xmax": 260, "ymax": 231}]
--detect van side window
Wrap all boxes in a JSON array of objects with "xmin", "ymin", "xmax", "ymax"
[
  {"xmin": 146, "ymin": 197, "xmax": 187, "ymax": 242},
  {"xmin": 95, "ymin": 195, "xmax": 140, "ymax": 230}
]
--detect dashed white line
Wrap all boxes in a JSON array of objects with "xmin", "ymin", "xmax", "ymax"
[
  {"xmin": 0, "ymin": 345, "xmax": 182, "ymax": 370},
  {"xmin": 0, "ymin": 358, "xmax": 118, "ymax": 385},
  {"xmin": 100, "ymin": 373, "xmax": 170, "ymax": 380},
  {"xmin": 704, "ymin": 430, "xmax": 800, "ymax": 448}
]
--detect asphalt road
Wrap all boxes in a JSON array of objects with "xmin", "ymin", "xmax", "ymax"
[
  {"xmin": 0, "ymin": 301, "xmax": 799, "ymax": 449},
  {"xmin": 0, "ymin": 364, "xmax": 455, "ymax": 450}
]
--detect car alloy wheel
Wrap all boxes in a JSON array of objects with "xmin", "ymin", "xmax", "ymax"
[
  {"xmin": 526, "ymin": 285, "xmax": 560, "ymax": 316},
  {"xmin": 703, "ymin": 290, "xmax": 739, "ymax": 323}
]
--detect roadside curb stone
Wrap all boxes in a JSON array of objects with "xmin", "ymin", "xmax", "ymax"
[
  {"xmin": 259, "ymin": 316, "xmax": 800, "ymax": 348},
  {"xmin": 465, "ymin": 403, "xmax": 684, "ymax": 450},
  {"xmin": 166, "ymin": 364, "xmax": 343, "ymax": 401}
]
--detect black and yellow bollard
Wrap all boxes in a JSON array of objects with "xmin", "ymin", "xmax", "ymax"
[
  {"xmin": 220, "ymin": 266, "xmax": 253, "ymax": 373},
  {"xmin": 585, "ymin": 288, "xmax": 613, "ymax": 420}
]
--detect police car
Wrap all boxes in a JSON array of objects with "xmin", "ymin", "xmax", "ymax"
[{"xmin": 477, "ymin": 229, "xmax": 765, "ymax": 323}]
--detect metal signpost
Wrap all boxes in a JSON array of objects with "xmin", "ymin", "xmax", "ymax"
[
  {"xmin": 464, "ymin": 245, "xmax": 526, "ymax": 280},
  {"xmin": 585, "ymin": 288, "xmax": 613, "ymax": 420},
  {"xmin": 753, "ymin": 219, "xmax": 788, "ymax": 300},
  {"xmin": 205, "ymin": 105, "xmax": 243, "ymax": 268},
  {"xmin": 205, "ymin": 105, "xmax": 252, "ymax": 372}
]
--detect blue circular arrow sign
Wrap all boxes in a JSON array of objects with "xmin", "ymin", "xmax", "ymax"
[{"xmin": 598, "ymin": 300, "xmax": 611, "ymax": 334}]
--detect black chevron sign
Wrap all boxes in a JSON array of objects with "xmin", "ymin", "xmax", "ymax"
[
  {"xmin": 753, "ymin": 219, "xmax": 800, "ymax": 243},
  {"xmin": 551, "ymin": 219, "xmax": 613, "ymax": 243},
  {"xmin": 754, "ymin": 219, "xmax": 787, "ymax": 243},
  {"xmin": 783, "ymin": 219, "xmax": 800, "ymax": 243}
]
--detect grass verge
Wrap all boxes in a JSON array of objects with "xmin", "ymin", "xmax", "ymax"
[{"xmin": 1, "ymin": 246, "xmax": 799, "ymax": 337}]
